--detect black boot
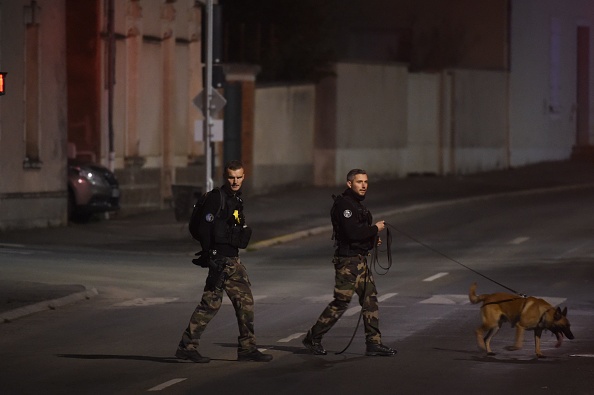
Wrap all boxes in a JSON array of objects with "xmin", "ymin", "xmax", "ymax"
[
  {"xmin": 302, "ymin": 332, "xmax": 327, "ymax": 355},
  {"xmin": 365, "ymin": 343, "xmax": 396, "ymax": 356},
  {"xmin": 237, "ymin": 348, "xmax": 273, "ymax": 362},
  {"xmin": 175, "ymin": 347, "xmax": 211, "ymax": 363}
]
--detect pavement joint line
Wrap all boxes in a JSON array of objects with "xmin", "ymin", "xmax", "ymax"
[
  {"xmin": 247, "ymin": 183, "xmax": 594, "ymax": 251},
  {"xmin": 1, "ymin": 286, "xmax": 98, "ymax": 323}
]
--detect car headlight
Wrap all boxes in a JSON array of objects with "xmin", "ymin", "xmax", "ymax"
[{"xmin": 78, "ymin": 168, "xmax": 109, "ymax": 187}]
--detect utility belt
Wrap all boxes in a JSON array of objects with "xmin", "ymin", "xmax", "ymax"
[
  {"xmin": 332, "ymin": 255, "xmax": 370, "ymax": 275},
  {"xmin": 335, "ymin": 241, "xmax": 371, "ymax": 258}
]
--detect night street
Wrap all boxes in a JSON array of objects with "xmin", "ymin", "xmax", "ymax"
[{"xmin": 1, "ymin": 186, "xmax": 593, "ymax": 394}]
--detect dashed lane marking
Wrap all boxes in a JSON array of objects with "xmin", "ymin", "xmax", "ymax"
[
  {"xmin": 113, "ymin": 297, "xmax": 178, "ymax": 307},
  {"xmin": 423, "ymin": 272, "xmax": 449, "ymax": 282},
  {"xmin": 148, "ymin": 378, "xmax": 187, "ymax": 392},
  {"xmin": 303, "ymin": 295, "xmax": 333, "ymax": 303},
  {"xmin": 278, "ymin": 332, "xmax": 306, "ymax": 343},
  {"xmin": 344, "ymin": 292, "xmax": 398, "ymax": 316},
  {"xmin": 222, "ymin": 295, "xmax": 267, "ymax": 305},
  {"xmin": 420, "ymin": 294, "xmax": 567, "ymax": 306},
  {"xmin": 510, "ymin": 237, "xmax": 530, "ymax": 245},
  {"xmin": 533, "ymin": 296, "xmax": 566, "ymax": 306},
  {"xmin": 379, "ymin": 292, "xmax": 398, "ymax": 302},
  {"xmin": 420, "ymin": 294, "xmax": 470, "ymax": 305}
]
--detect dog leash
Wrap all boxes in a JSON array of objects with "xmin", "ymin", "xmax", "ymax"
[
  {"xmin": 385, "ymin": 222, "xmax": 526, "ymax": 297},
  {"xmin": 336, "ymin": 232, "xmax": 394, "ymax": 355},
  {"xmin": 334, "ymin": 264, "xmax": 368, "ymax": 355}
]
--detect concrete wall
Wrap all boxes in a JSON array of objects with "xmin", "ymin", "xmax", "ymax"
[
  {"xmin": 313, "ymin": 64, "xmax": 508, "ymax": 182},
  {"xmin": 509, "ymin": 0, "xmax": 594, "ymax": 166},
  {"xmin": 252, "ymin": 84, "xmax": 316, "ymax": 193},
  {"xmin": 334, "ymin": 62, "xmax": 409, "ymax": 184},
  {"xmin": 405, "ymin": 72, "xmax": 441, "ymax": 175},
  {"xmin": 449, "ymin": 69, "xmax": 509, "ymax": 173},
  {"xmin": 0, "ymin": 0, "xmax": 68, "ymax": 230}
]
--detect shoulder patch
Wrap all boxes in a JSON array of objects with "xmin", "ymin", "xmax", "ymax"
[{"xmin": 343, "ymin": 209, "xmax": 352, "ymax": 218}]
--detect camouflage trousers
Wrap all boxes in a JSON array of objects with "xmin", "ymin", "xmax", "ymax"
[
  {"xmin": 309, "ymin": 255, "xmax": 382, "ymax": 344},
  {"xmin": 180, "ymin": 257, "xmax": 257, "ymax": 353}
]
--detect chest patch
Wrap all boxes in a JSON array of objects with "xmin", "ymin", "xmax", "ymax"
[
  {"xmin": 343, "ymin": 209, "xmax": 352, "ymax": 218},
  {"xmin": 205, "ymin": 213, "xmax": 215, "ymax": 222}
]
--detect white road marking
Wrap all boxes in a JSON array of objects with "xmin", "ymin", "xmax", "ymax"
[
  {"xmin": 378, "ymin": 293, "xmax": 398, "ymax": 302},
  {"xmin": 570, "ymin": 354, "xmax": 594, "ymax": 358},
  {"xmin": 419, "ymin": 294, "xmax": 567, "ymax": 306},
  {"xmin": 303, "ymin": 295, "xmax": 333, "ymax": 303},
  {"xmin": 344, "ymin": 306, "xmax": 361, "ymax": 317},
  {"xmin": 422, "ymin": 272, "xmax": 449, "ymax": 282},
  {"xmin": 344, "ymin": 293, "xmax": 398, "ymax": 316},
  {"xmin": 278, "ymin": 332, "xmax": 306, "ymax": 343},
  {"xmin": 113, "ymin": 297, "xmax": 178, "ymax": 307},
  {"xmin": 510, "ymin": 237, "xmax": 530, "ymax": 245},
  {"xmin": 222, "ymin": 295, "xmax": 267, "ymax": 305},
  {"xmin": 533, "ymin": 296, "xmax": 566, "ymax": 306},
  {"xmin": 148, "ymin": 378, "xmax": 187, "ymax": 391},
  {"xmin": 0, "ymin": 243, "xmax": 25, "ymax": 248},
  {"xmin": 420, "ymin": 294, "xmax": 470, "ymax": 305}
]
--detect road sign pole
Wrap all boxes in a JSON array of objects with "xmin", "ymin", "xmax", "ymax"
[{"xmin": 203, "ymin": 0, "xmax": 214, "ymax": 192}]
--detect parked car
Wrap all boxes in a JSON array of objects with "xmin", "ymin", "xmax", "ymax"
[{"xmin": 67, "ymin": 160, "xmax": 120, "ymax": 222}]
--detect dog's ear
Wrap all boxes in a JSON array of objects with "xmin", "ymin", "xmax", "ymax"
[
  {"xmin": 561, "ymin": 306, "xmax": 568, "ymax": 317},
  {"xmin": 554, "ymin": 307, "xmax": 565, "ymax": 320}
]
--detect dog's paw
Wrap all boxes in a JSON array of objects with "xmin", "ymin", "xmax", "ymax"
[{"xmin": 536, "ymin": 353, "xmax": 547, "ymax": 359}]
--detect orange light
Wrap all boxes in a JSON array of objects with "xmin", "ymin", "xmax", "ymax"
[{"xmin": 0, "ymin": 72, "xmax": 6, "ymax": 96}]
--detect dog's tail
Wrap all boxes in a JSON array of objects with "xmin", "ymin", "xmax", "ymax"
[{"xmin": 468, "ymin": 282, "xmax": 486, "ymax": 304}]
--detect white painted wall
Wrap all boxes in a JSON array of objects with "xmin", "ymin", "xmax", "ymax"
[
  {"xmin": 334, "ymin": 62, "xmax": 409, "ymax": 183},
  {"xmin": 450, "ymin": 69, "xmax": 509, "ymax": 173},
  {"xmin": 406, "ymin": 72, "xmax": 441, "ymax": 175},
  {"xmin": 509, "ymin": 0, "xmax": 594, "ymax": 166},
  {"xmin": 252, "ymin": 84, "xmax": 316, "ymax": 192}
]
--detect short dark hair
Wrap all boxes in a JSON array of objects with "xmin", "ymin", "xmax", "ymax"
[
  {"xmin": 225, "ymin": 160, "xmax": 244, "ymax": 172},
  {"xmin": 346, "ymin": 168, "xmax": 367, "ymax": 182}
]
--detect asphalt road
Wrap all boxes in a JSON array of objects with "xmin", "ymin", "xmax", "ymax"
[{"xmin": 0, "ymin": 186, "xmax": 593, "ymax": 394}]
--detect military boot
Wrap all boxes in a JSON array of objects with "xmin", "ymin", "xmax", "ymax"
[
  {"xmin": 365, "ymin": 343, "xmax": 396, "ymax": 356},
  {"xmin": 302, "ymin": 332, "xmax": 327, "ymax": 355}
]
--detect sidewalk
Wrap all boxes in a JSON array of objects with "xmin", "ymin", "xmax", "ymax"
[{"xmin": 2, "ymin": 160, "xmax": 594, "ymax": 321}]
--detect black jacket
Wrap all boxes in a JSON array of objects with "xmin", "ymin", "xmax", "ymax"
[
  {"xmin": 331, "ymin": 188, "xmax": 378, "ymax": 256},
  {"xmin": 198, "ymin": 184, "xmax": 252, "ymax": 257}
]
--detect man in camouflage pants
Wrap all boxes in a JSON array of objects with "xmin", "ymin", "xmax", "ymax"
[
  {"xmin": 303, "ymin": 169, "xmax": 396, "ymax": 357},
  {"xmin": 176, "ymin": 160, "xmax": 272, "ymax": 363}
]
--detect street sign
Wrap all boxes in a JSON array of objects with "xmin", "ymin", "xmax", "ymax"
[{"xmin": 192, "ymin": 89, "xmax": 227, "ymax": 117}]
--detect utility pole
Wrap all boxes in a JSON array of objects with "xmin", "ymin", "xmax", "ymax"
[
  {"xmin": 193, "ymin": 0, "xmax": 225, "ymax": 192},
  {"xmin": 106, "ymin": 0, "xmax": 116, "ymax": 172},
  {"xmin": 203, "ymin": 0, "xmax": 214, "ymax": 192}
]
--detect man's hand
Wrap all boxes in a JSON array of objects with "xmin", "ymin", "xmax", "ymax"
[{"xmin": 375, "ymin": 220, "xmax": 386, "ymax": 232}]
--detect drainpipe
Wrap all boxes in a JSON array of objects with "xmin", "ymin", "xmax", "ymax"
[{"xmin": 106, "ymin": 0, "xmax": 116, "ymax": 171}]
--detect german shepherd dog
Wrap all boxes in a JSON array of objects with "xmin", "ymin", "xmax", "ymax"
[{"xmin": 469, "ymin": 283, "xmax": 574, "ymax": 358}]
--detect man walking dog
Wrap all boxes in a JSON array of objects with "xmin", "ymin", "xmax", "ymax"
[{"xmin": 302, "ymin": 168, "xmax": 396, "ymax": 357}]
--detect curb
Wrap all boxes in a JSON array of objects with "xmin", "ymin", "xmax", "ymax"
[
  {"xmin": 247, "ymin": 183, "xmax": 594, "ymax": 251},
  {"xmin": 1, "ymin": 286, "xmax": 98, "ymax": 323}
]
